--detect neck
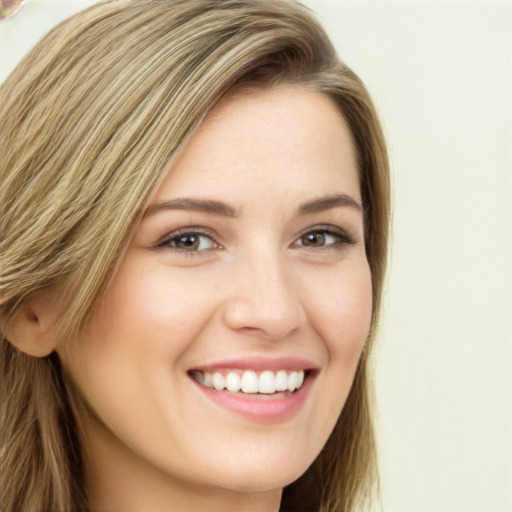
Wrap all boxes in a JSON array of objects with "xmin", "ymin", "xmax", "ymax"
[{"xmin": 83, "ymin": 416, "xmax": 282, "ymax": 512}]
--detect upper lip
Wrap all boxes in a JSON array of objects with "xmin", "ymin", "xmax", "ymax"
[{"xmin": 189, "ymin": 356, "xmax": 320, "ymax": 373}]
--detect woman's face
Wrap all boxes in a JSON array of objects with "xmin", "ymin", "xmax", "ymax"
[{"xmin": 58, "ymin": 86, "xmax": 372, "ymax": 504}]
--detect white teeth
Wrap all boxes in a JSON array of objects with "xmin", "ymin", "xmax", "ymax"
[
  {"xmin": 241, "ymin": 370, "xmax": 259, "ymax": 393},
  {"xmin": 203, "ymin": 372, "xmax": 213, "ymax": 388},
  {"xmin": 195, "ymin": 369, "xmax": 307, "ymax": 395},
  {"xmin": 213, "ymin": 372, "xmax": 225, "ymax": 391},
  {"xmin": 226, "ymin": 372, "xmax": 241, "ymax": 392},
  {"xmin": 258, "ymin": 370, "xmax": 275, "ymax": 394},
  {"xmin": 287, "ymin": 371, "xmax": 298, "ymax": 392},
  {"xmin": 296, "ymin": 369, "xmax": 304, "ymax": 388},
  {"xmin": 275, "ymin": 370, "xmax": 288, "ymax": 391}
]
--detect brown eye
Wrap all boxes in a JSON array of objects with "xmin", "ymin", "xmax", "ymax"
[
  {"xmin": 163, "ymin": 232, "xmax": 217, "ymax": 251},
  {"xmin": 295, "ymin": 227, "xmax": 355, "ymax": 249},
  {"xmin": 174, "ymin": 234, "xmax": 200, "ymax": 250},
  {"xmin": 301, "ymin": 232, "xmax": 326, "ymax": 247}
]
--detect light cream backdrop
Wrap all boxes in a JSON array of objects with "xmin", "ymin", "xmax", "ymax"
[{"xmin": 1, "ymin": 1, "xmax": 511, "ymax": 511}]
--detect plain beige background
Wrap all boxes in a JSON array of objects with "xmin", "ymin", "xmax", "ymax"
[{"xmin": 1, "ymin": 1, "xmax": 511, "ymax": 511}]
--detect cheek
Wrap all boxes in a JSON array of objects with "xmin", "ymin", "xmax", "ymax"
[
  {"xmin": 91, "ymin": 260, "xmax": 218, "ymax": 358},
  {"xmin": 58, "ymin": 260, "xmax": 221, "ymax": 451},
  {"xmin": 296, "ymin": 260, "xmax": 372, "ymax": 456},
  {"xmin": 58, "ymin": 261, "xmax": 192, "ymax": 405},
  {"xmin": 311, "ymin": 261, "xmax": 373, "ymax": 362},
  {"xmin": 305, "ymin": 260, "xmax": 372, "ymax": 425}
]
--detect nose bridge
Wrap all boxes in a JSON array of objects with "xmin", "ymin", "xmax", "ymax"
[{"xmin": 222, "ymin": 246, "xmax": 304, "ymax": 340}]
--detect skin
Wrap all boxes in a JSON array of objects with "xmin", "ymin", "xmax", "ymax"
[{"xmin": 57, "ymin": 86, "xmax": 373, "ymax": 512}]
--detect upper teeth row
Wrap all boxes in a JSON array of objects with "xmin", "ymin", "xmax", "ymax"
[{"xmin": 196, "ymin": 369, "xmax": 305, "ymax": 394}]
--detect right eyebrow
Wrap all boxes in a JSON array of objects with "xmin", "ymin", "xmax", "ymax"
[
  {"xmin": 144, "ymin": 198, "xmax": 241, "ymax": 218},
  {"xmin": 297, "ymin": 193, "xmax": 363, "ymax": 215}
]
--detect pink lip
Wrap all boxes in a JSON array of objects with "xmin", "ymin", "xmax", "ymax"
[
  {"xmin": 189, "ymin": 356, "xmax": 318, "ymax": 423},
  {"xmin": 191, "ymin": 376, "xmax": 314, "ymax": 423},
  {"xmin": 190, "ymin": 355, "xmax": 319, "ymax": 373}
]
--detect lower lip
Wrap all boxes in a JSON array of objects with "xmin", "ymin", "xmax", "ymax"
[{"xmin": 191, "ymin": 376, "xmax": 313, "ymax": 423}]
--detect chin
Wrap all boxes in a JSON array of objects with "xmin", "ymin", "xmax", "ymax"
[{"xmin": 200, "ymin": 446, "xmax": 314, "ymax": 494}]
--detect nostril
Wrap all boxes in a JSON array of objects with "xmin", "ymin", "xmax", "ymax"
[
  {"xmin": 222, "ymin": 294, "xmax": 304, "ymax": 342},
  {"xmin": 237, "ymin": 326, "xmax": 265, "ymax": 335}
]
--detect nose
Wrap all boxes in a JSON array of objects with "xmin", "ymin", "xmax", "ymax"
[{"xmin": 222, "ymin": 251, "xmax": 305, "ymax": 341}]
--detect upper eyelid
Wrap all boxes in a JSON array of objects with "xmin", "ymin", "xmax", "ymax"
[
  {"xmin": 297, "ymin": 224, "xmax": 346, "ymax": 235},
  {"xmin": 156, "ymin": 227, "xmax": 219, "ymax": 248},
  {"xmin": 294, "ymin": 224, "xmax": 356, "ymax": 242}
]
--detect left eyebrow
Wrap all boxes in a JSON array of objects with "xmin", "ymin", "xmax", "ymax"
[
  {"xmin": 144, "ymin": 198, "xmax": 241, "ymax": 218},
  {"xmin": 297, "ymin": 193, "xmax": 363, "ymax": 215}
]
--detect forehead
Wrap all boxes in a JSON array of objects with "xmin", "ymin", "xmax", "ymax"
[{"xmin": 154, "ymin": 86, "xmax": 360, "ymax": 206}]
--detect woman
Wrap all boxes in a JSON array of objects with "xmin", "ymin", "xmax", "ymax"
[{"xmin": 0, "ymin": 0, "xmax": 390, "ymax": 511}]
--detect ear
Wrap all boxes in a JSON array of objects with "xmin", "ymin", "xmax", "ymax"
[{"xmin": 3, "ymin": 295, "xmax": 59, "ymax": 358}]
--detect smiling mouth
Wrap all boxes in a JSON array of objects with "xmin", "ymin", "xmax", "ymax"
[{"xmin": 189, "ymin": 369, "xmax": 308, "ymax": 395}]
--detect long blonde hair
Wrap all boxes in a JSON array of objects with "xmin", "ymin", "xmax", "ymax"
[{"xmin": 0, "ymin": 1, "xmax": 390, "ymax": 510}]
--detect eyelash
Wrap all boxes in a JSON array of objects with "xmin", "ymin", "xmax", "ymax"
[{"xmin": 156, "ymin": 225, "xmax": 356, "ymax": 253}]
